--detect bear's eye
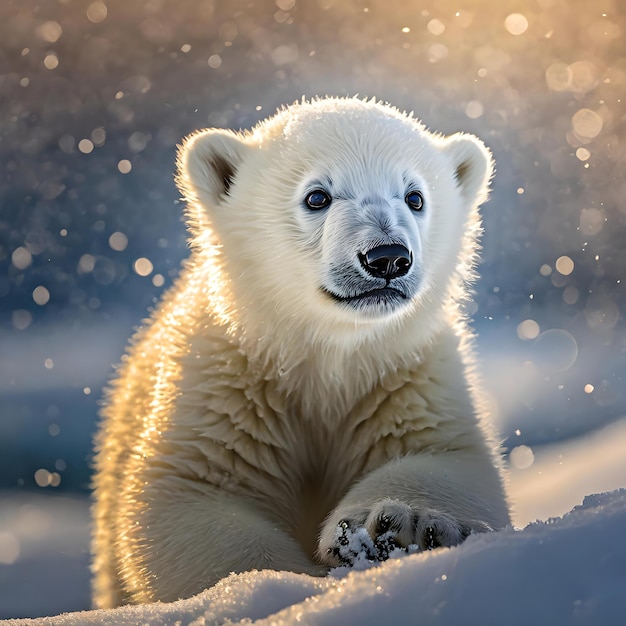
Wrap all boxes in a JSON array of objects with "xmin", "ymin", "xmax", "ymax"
[
  {"xmin": 304, "ymin": 190, "xmax": 332, "ymax": 211},
  {"xmin": 405, "ymin": 190, "xmax": 424, "ymax": 212}
]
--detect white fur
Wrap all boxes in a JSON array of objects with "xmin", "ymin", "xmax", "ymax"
[{"xmin": 91, "ymin": 96, "xmax": 510, "ymax": 608}]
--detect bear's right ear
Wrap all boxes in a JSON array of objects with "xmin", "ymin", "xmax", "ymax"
[{"xmin": 176, "ymin": 128, "xmax": 249, "ymax": 209}]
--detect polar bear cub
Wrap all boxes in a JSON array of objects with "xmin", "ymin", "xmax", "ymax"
[{"xmin": 91, "ymin": 96, "xmax": 510, "ymax": 608}]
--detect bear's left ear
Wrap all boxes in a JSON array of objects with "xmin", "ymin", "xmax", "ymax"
[
  {"xmin": 176, "ymin": 128, "xmax": 250, "ymax": 209},
  {"xmin": 441, "ymin": 133, "xmax": 494, "ymax": 207}
]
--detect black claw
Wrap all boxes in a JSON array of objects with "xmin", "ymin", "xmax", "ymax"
[
  {"xmin": 337, "ymin": 520, "xmax": 351, "ymax": 546},
  {"xmin": 376, "ymin": 513, "xmax": 392, "ymax": 534},
  {"xmin": 423, "ymin": 525, "xmax": 440, "ymax": 550}
]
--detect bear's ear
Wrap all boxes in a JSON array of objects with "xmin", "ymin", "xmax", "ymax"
[
  {"xmin": 176, "ymin": 128, "xmax": 250, "ymax": 208},
  {"xmin": 441, "ymin": 133, "xmax": 494, "ymax": 207}
]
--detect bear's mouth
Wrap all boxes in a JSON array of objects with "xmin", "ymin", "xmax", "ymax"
[{"xmin": 322, "ymin": 286, "xmax": 407, "ymax": 305}]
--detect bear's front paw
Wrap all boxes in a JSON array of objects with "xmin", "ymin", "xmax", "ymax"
[
  {"xmin": 319, "ymin": 499, "xmax": 483, "ymax": 568},
  {"xmin": 325, "ymin": 517, "xmax": 411, "ymax": 568}
]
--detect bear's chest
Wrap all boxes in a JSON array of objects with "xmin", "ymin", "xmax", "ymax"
[{"xmin": 273, "ymin": 418, "xmax": 359, "ymax": 558}]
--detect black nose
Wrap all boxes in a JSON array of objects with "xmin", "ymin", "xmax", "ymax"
[{"xmin": 359, "ymin": 244, "xmax": 412, "ymax": 280}]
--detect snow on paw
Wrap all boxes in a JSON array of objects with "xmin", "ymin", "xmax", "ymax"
[{"xmin": 327, "ymin": 519, "xmax": 378, "ymax": 567}]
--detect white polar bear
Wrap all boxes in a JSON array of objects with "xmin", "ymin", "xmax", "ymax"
[{"xmin": 91, "ymin": 96, "xmax": 510, "ymax": 608}]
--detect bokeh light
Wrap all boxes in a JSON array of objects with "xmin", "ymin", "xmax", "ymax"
[
  {"xmin": 108, "ymin": 232, "xmax": 128, "ymax": 252},
  {"xmin": 427, "ymin": 19, "xmax": 445, "ymax": 36},
  {"xmin": 134, "ymin": 257, "xmax": 154, "ymax": 277},
  {"xmin": 86, "ymin": 1, "xmax": 108, "ymax": 24},
  {"xmin": 510, "ymin": 445, "xmax": 535, "ymax": 469},
  {"xmin": 208, "ymin": 54, "xmax": 222, "ymax": 69},
  {"xmin": 532, "ymin": 329, "xmax": 579, "ymax": 373},
  {"xmin": 517, "ymin": 319, "xmax": 540, "ymax": 341},
  {"xmin": 117, "ymin": 159, "xmax": 132, "ymax": 173},
  {"xmin": 555, "ymin": 256, "xmax": 574, "ymax": 276},
  {"xmin": 37, "ymin": 21, "xmax": 63, "ymax": 43},
  {"xmin": 32, "ymin": 286, "xmax": 50, "ymax": 306},
  {"xmin": 504, "ymin": 13, "xmax": 529, "ymax": 36},
  {"xmin": 43, "ymin": 53, "xmax": 59, "ymax": 70},
  {"xmin": 78, "ymin": 139, "xmax": 94, "ymax": 154}
]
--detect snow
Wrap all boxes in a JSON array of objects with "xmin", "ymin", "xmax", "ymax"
[{"xmin": 4, "ymin": 488, "xmax": 626, "ymax": 626}]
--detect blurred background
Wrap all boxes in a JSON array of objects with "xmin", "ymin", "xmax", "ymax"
[{"xmin": 0, "ymin": 0, "xmax": 625, "ymax": 618}]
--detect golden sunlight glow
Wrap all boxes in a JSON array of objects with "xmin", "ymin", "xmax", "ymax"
[
  {"xmin": 131, "ymin": 244, "xmax": 234, "ymax": 466},
  {"xmin": 133, "ymin": 304, "xmax": 185, "ymax": 463}
]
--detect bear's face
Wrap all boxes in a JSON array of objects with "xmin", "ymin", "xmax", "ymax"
[
  {"xmin": 177, "ymin": 98, "xmax": 492, "ymax": 334},
  {"xmin": 289, "ymin": 132, "xmax": 428, "ymax": 320}
]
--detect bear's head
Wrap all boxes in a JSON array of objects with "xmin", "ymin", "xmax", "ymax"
[{"xmin": 177, "ymin": 97, "xmax": 493, "ymax": 352}]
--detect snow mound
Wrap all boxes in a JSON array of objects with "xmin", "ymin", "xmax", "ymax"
[{"xmin": 7, "ymin": 489, "xmax": 626, "ymax": 626}]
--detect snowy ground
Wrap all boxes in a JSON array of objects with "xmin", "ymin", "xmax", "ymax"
[
  {"xmin": 1, "ymin": 417, "xmax": 625, "ymax": 624},
  {"xmin": 3, "ymin": 489, "xmax": 626, "ymax": 626}
]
